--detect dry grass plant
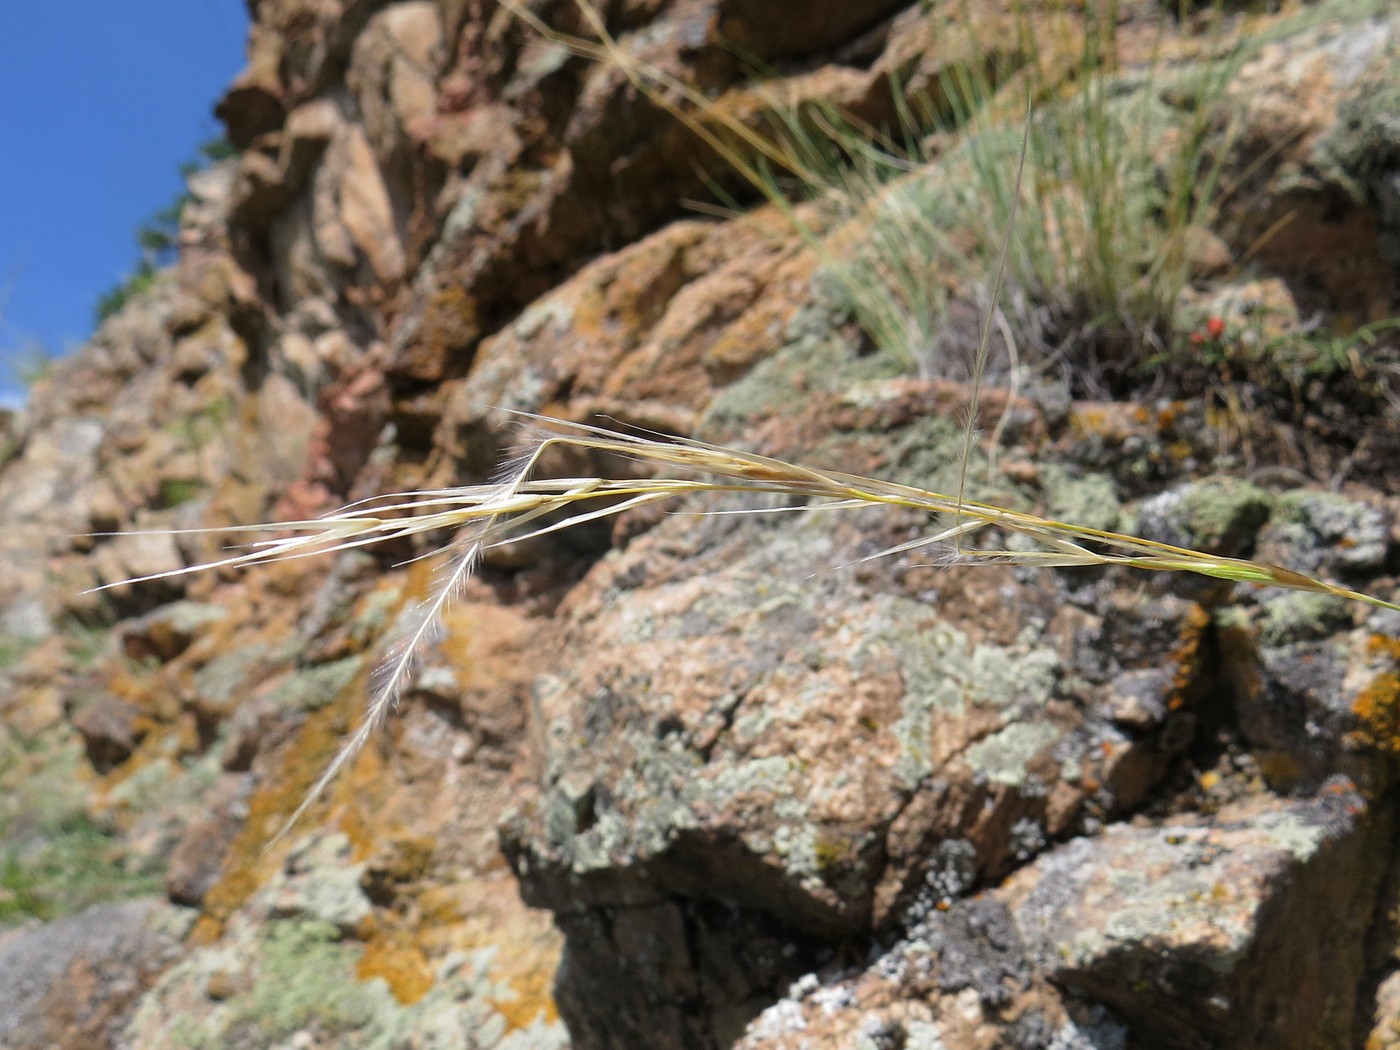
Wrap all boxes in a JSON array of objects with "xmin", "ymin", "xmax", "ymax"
[
  {"xmin": 518, "ymin": 0, "xmax": 1393, "ymax": 382},
  {"xmin": 516, "ymin": 0, "xmax": 1246, "ymax": 381}
]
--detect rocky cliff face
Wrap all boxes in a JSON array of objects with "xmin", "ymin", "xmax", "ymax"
[{"xmin": 2, "ymin": 2, "xmax": 1400, "ymax": 1048}]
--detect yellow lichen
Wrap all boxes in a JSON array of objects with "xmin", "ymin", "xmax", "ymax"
[
  {"xmin": 1351, "ymin": 635, "xmax": 1400, "ymax": 756},
  {"xmin": 493, "ymin": 964, "xmax": 560, "ymax": 1031},
  {"xmin": 200, "ymin": 669, "xmax": 371, "ymax": 924},
  {"xmin": 356, "ymin": 923, "xmax": 435, "ymax": 1005}
]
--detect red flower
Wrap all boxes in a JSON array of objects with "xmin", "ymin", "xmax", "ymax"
[
  {"xmin": 1189, "ymin": 331, "xmax": 1205, "ymax": 345},
  {"xmin": 1205, "ymin": 316, "xmax": 1226, "ymax": 339}
]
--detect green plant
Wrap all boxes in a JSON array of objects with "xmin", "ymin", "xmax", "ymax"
[
  {"xmin": 0, "ymin": 732, "xmax": 163, "ymax": 926},
  {"xmin": 791, "ymin": 9, "xmax": 1238, "ymax": 381},
  {"xmin": 95, "ymin": 262, "xmax": 160, "ymax": 325},
  {"xmin": 172, "ymin": 394, "xmax": 234, "ymax": 479},
  {"xmin": 95, "ymin": 137, "xmax": 233, "ymax": 326},
  {"xmin": 1169, "ymin": 307, "xmax": 1400, "ymax": 390},
  {"xmin": 157, "ymin": 477, "xmax": 208, "ymax": 510},
  {"xmin": 0, "ymin": 633, "xmax": 39, "ymax": 671},
  {"xmin": 1270, "ymin": 317, "xmax": 1400, "ymax": 379},
  {"xmin": 513, "ymin": 0, "xmax": 1249, "ymax": 384},
  {"xmin": 0, "ymin": 813, "xmax": 161, "ymax": 924},
  {"xmin": 61, "ymin": 619, "xmax": 111, "ymax": 669},
  {"xmin": 8, "ymin": 338, "xmax": 56, "ymax": 389}
]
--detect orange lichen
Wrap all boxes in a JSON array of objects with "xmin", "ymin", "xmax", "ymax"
[
  {"xmin": 1164, "ymin": 603, "xmax": 1211, "ymax": 708},
  {"xmin": 353, "ymin": 876, "xmax": 562, "ymax": 1023},
  {"xmin": 198, "ymin": 564, "xmax": 426, "ymax": 924},
  {"xmin": 1069, "ymin": 402, "xmax": 1158, "ymax": 442},
  {"xmin": 356, "ymin": 924, "xmax": 436, "ymax": 1005},
  {"xmin": 169, "ymin": 556, "xmax": 567, "ymax": 1030},
  {"xmin": 409, "ymin": 878, "xmax": 564, "ymax": 1029},
  {"xmin": 1350, "ymin": 634, "xmax": 1400, "ymax": 755},
  {"xmin": 1366, "ymin": 634, "xmax": 1400, "ymax": 662},
  {"xmin": 486, "ymin": 936, "xmax": 562, "ymax": 1031},
  {"xmin": 190, "ymin": 913, "xmax": 224, "ymax": 945},
  {"xmin": 199, "ymin": 666, "xmax": 372, "ymax": 923},
  {"xmin": 569, "ymin": 226, "xmax": 696, "ymax": 350},
  {"xmin": 420, "ymin": 286, "xmax": 480, "ymax": 350}
]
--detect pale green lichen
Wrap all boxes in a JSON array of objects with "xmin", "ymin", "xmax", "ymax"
[
  {"xmin": 1265, "ymin": 489, "xmax": 1390, "ymax": 574},
  {"xmin": 695, "ymin": 755, "xmax": 801, "ymax": 809},
  {"xmin": 1039, "ymin": 463, "xmax": 1122, "ymax": 535},
  {"xmin": 1185, "ymin": 478, "xmax": 1274, "ymax": 549},
  {"xmin": 1060, "ymin": 816, "xmax": 1325, "ymax": 978},
  {"xmin": 965, "ymin": 722, "xmax": 1061, "ymax": 786},
  {"xmin": 1138, "ymin": 477, "xmax": 1273, "ymax": 555},
  {"xmin": 1257, "ymin": 590, "xmax": 1353, "ymax": 646},
  {"xmin": 126, "ymin": 912, "xmax": 568, "ymax": 1050},
  {"xmin": 106, "ymin": 732, "xmax": 222, "ymax": 816},
  {"xmin": 194, "ymin": 641, "xmax": 294, "ymax": 708},
  {"xmin": 228, "ymin": 920, "xmax": 382, "ymax": 1043},
  {"xmin": 148, "ymin": 600, "xmax": 228, "ymax": 639},
  {"xmin": 266, "ymin": 654, "xmax": 367, "ymax": 712},
  {"xmin": 857, "ymin": 413, "xmax": 980, "ymax": 494},
  {"xmin": 553, "ymin": 732, "xmax": 700, "ymax": 872},
  {"xmin": 870, "ymin": 603, "xmax": 1060, "ymax": 787},
  {"xmin": 904, "ymin": 1019, "xmax": 951, "ymax": 1050},
  {"xmin": 701, "ymin": 324, "xmax": 899, "ymax": 433},
  {"xmin": 263, "ymin": 833, "xmax": 371, "ymax": 931},
  {"xmin": 512, "ymin": 295, "xmax": 575, "ymax": 341},
  {"xmin": 1247, "ymin": 809, "xmax": 1327, "ymax": 863},
  {"xmin": 966, "ymin": 639, "xmax": 1060, "ymax": 712}
]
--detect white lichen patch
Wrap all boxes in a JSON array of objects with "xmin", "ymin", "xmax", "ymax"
[
  {"xmin": 695, "ymin": 755, "xmax": 801, "ymax": 808},
  {"xmin": 265, "ymin": 832, "xmax": 371, "ymax": 931},
  {"xmin": 965, "ymin": 722, "xmax": 1060, "ymax": 786},
  {"xmin": 860, "ymin": 599, "xmax": 1061, "ymax": 787},
  {"xmin": 1247, "ymin": 809, "xmax": 1326, "ymax": 862}
]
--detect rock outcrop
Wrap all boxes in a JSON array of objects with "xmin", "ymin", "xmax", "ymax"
[{"xmin": 2, "ymin": 2, "xmax": 1400, "ymax": 1048}]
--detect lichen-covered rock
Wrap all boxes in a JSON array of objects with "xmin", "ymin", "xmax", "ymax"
[
  {"xmin": 736, "ymin": 788, "xmax": 1387, "ymax": 1050},
  {"xmin": 735, "ymin": 897, "xmax": 1123, "ymax": 1050},
  {"xmin": 6, "ymin": 2, "xmax": 1400, "ymax": 1049},
  {"xmin": 1212, "ymin": 490, "xmax": 1400, "ymax": 791},
  {"xmin": 122, "ymin": 831, "xmax": 569, "ymax": 1050},
  {"xmin": 498, "ymin": 374, "xmax": 1231, "ymax": 1044},
  {"xmin": 0, "ymin": 899, "xmax": 185, "ymax": 1050},
  {"xmin": 1011, "ymin": 789, "xmax": 1387, "ymax": 1050}
]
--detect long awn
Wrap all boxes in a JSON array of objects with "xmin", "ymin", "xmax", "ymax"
[{"xmin": 93, "ymin": 413, "xmax": 1400, "ymax": 836}]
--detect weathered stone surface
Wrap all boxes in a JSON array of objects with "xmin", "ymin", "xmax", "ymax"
[
  {"xmin": 72, "ymin": 695, "xmax": 145, "ymax": 772},
  {"xmin": 735, "ymin": 789, "xmax": 1388, "ymax": 1050},
  {"xmin": 120, "ymin": 601, "xmax": 229, "ymax": 664},
  {"xmin": 1012, "ymin": 790, "xmax": 1387, "ymax": 1050},
  {"xmin": 121, "ymin": 832, "xmax": 569, "ymax": 1050},
  {"xmin": 164, "ymin": 773, "xmax": 254, "ymax": 908},
  {"xmin": 735, "ymin": 897, "xmax": 1117, "ymax": 1050},
  {"xmin": 0, "ymin": 899, "xmax": 184, "ymax": 1050},
  {"xmin": 496, "ymin": 367, "xmax": 1232, "ymax": 1043},
  {"xmin": 5, "ymin": 2, "xmax": 1400, "ymax": 1049}
]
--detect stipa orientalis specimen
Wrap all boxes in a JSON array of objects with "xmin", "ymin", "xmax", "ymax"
[
  {"xmin": 92, "ymin": 2, "xmax": 1400, "ymax": 839},
  {"xmin": 95, "ymin": 413, "xmax": 1400, "ymax": 837}
]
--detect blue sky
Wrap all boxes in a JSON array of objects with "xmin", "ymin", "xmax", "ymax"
[{"xmin": 0, "ymin": 0, "xmax": 250, "ymax": 408}]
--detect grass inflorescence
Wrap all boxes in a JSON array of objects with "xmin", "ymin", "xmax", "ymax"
[{"xmin": 94, "ymin": 414, "xmax": 1400, "ymax": 833}]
